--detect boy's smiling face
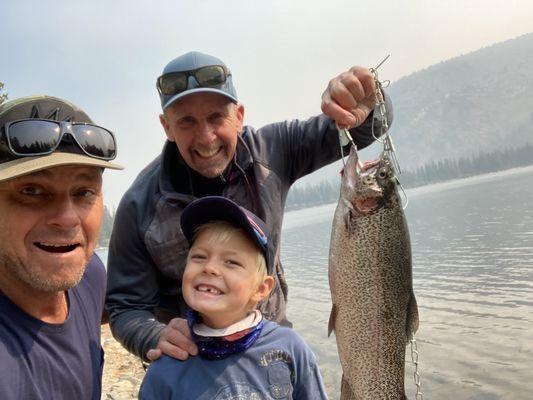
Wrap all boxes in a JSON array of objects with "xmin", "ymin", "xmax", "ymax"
[{"xmin": 182, "ymin": 226, "xmax": 273, "ymax": 329}]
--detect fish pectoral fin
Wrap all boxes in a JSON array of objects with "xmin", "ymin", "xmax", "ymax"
[
  {"xmin": 328, "ymin": 304, "xmax": 337, "ymax": 337},
  {"xmin": 344, "ymin": 209, "xmax": 358, "ymax": 235},
  {"xmin": 406, "ymin": 292, "xmax": 420, "ymax": 340},
  {"xmin": 343, "ymin": 209, "xmax": 351, "ymax": 231}
]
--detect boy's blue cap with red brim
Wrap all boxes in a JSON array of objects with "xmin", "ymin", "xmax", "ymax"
[{"xmin": 180, "ymin": 196, "xmax": 269, "ymax": 260}]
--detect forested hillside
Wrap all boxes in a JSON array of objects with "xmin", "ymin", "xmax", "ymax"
[{"xmin": 388, "ymin": 33, "xmax": 533, "ymax": 170}]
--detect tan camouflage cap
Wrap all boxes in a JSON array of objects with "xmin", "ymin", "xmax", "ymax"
[{"xmin": 0, "ymin": 95, "xmax": 123, "ymax": 182}]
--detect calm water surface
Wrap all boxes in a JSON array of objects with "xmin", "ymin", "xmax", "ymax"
[{"xmin": 282, "ymin": 167, "xmax": 533, "ymax": 399}]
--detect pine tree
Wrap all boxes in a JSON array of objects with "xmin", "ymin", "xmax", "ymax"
[
  {"xmin": 0, "ymin": 82, "xmax": 7, "ymax": 105},
  {"xmin": 98, "ymin": 205, "xmax": 115, "ymax": 247}
]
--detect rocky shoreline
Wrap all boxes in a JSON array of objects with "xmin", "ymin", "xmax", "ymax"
[{"xmin": 101, "ymin": 324, "xmax": 145, "ymax": 400}]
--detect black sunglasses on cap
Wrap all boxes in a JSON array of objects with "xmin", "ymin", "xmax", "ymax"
[
  {"xmin": 156, "ymin": 65, "xmax": 231, "ymax": 96},
  {"xmin": 1, "ymin": 118, "xmax": 117, "ymax": 160}
]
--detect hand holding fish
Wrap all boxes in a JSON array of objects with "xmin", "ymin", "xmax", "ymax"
[{"xmin": 321, "ymin": 66, "xmax": 377, "ymax": 129}]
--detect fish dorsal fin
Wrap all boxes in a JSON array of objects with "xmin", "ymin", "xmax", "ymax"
[{"xmin": 328, "ymin": 304, "xmax": 337, "ymax": 337}]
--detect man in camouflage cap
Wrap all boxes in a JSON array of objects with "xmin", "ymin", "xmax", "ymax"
[{"xmin": 0, "ymin": 95, "xmax": 122, "ymax": 400}]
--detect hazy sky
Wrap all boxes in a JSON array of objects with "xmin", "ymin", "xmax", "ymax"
[{"xmin": 2, "ymin": 0, "xmax": 532, "ymax": 208}]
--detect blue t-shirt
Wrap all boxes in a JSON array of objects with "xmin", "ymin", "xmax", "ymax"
[
  {"xmin": 139, "ymin": 320, "xmax": 328, "ymax": 400},
  {"xmin": 0, "ymin": 254, "xmax": 106, "ymax": 400}
]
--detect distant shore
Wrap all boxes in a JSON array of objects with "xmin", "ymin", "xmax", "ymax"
[{"xmin": 285, "ymin": 164, "xmax": 533, "ymax": 212}]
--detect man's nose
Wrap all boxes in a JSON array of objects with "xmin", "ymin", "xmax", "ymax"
[
  {"xmin": 195, "ymin": 121, "xmax": 217, "ymax": 144},
  {"xmin": 46, "ymin": 197, "xmax": 81, "ymax": 229}
]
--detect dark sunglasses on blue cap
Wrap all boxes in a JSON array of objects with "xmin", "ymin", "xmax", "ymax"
[
  {"xmin": 1, "ymin": 118, "xmax": 117, "ymax": 160},
  {"xmin": 157, "ymin": 65, "xmax": 231, "ymax": 96}
]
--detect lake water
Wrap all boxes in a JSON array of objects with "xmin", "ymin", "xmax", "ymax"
[
  {"xmin": 98, "ymin": 166, "xmax": 533, "ymax": 400},
  {"xmin": 282, "ymin": 166, "xmax": 533, "ymax": 399}
]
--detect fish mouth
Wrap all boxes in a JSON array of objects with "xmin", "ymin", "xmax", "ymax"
[
  {"xmin": 34, "ymin": 242, "xmax": 80, "ymax": 253},
  {"xmin": 360, "ymin": 159, "xmax": 380, "ymax": 171},
  {"xmin": 355, "ymin": 196, "xmax": 379, "ymax": 213}
]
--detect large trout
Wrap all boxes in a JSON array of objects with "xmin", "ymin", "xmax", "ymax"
[{"xmin": 328, "ymin": 145, "xmax": 419, "ymax": 400}]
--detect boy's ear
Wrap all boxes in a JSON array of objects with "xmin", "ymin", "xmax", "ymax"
[{"xmin": 252, "ymin": 276, "xmax": 274, "ymax": 303}]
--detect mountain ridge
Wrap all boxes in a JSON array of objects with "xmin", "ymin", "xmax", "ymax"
[
  {"xmin": 387, "ymin": 32, "xmax": 533, "ymax": 169},
  {"xmin": 297, "ymin": 33, "xmax": 533, "ymax": 186}
]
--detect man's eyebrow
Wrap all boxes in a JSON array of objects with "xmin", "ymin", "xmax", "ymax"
[
  {"xmin": 73, "ymin": 169, "xmax": 103, "ymax": 182},
  {"xmin": 24, "ymin": 168, "xmax": 103, "ymax": 181},
  {"xmin": 25, "ymin": 170, "xmax": 50, "ymax": 178}
]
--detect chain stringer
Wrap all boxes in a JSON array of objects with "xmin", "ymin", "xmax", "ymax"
[{"xmin": 372, "ymin": 56, "xmax": 423, "ymax": 399}]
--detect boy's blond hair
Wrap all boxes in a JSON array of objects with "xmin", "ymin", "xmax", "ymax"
[{"xmin": 192, "ymin": 220, "xmax": 268, "ymax": 277}]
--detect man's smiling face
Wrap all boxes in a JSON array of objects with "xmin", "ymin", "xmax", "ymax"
[
  {"xmin": 0, "ymin": 165, "xmax": 103, "ymax": 293},
  {"xmin": 159, "ymin": 92, "xmax": 244, "ymax": 178}
]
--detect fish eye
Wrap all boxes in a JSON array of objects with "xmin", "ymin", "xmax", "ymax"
[{"xmin": 378, "ymin": 168, "xmax": 388, "ymax": 179}]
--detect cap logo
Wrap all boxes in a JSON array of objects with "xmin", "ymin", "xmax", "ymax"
[
  {"xmin": 29, "ymin": 104, "xmax": 73, "ymax": 122},
  {"xmin": 247, "ymin": 216, "xmax": 267, "ymax": 247}
]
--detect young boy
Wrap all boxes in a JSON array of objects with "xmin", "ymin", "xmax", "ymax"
[{"xmin": 139, "ymin": 196, "xmax": 328, "ymax": 399}]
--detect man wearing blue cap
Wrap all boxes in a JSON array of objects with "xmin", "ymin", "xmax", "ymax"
[{"xmin": 106, "ymin": 51, "xmax": 393, "ymax": 362}]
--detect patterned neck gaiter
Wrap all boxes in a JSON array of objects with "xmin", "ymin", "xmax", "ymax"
[{"xmin": 185, "ymin": 309, "xmax": 265, "ymax": 360}]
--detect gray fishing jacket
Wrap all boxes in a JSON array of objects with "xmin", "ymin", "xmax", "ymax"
[{"xmin": 106, "ymin": 104, "xmax": 392, "ymax": 361}]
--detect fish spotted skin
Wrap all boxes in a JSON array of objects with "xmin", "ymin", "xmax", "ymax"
[{"xmin": 328, "ymin": 146, "xmax": 419, "ymax": 400}]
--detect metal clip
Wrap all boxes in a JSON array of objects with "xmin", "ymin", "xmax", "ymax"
[
  {"xmin": 337, "ymin": 124, "xmax": 356, "ymax": 166},
  {"xmin": 338, "ymin": 127, "xmax": 354, "ymax": 147}
]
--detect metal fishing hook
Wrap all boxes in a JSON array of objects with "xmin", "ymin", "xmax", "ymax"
[
  {"xmin": 337, "ymin": 124, "xmax": 357, "ymax": 167},
  {"xmin": 370, "ymin": 54, "xmax": 391, "ymax": 73}
]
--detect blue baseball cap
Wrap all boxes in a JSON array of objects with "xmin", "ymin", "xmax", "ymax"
[
  {"xmin": 157, "ymin": 51, "xmax": 238, "ymax": 110},
  {"xmin": 180, "ymin": 196, "xmax": 269, "ymax": 262}
]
